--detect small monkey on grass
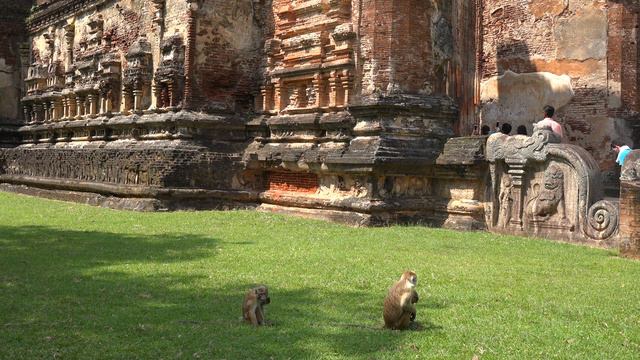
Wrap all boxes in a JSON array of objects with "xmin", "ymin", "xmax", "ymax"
[
  {"xmin": 383, "ymin": 271, "xmax": 419, "ymax": 330},
  {"xmin": 242, "ymin": 285, "xmax": 270, "ymax": 326}
]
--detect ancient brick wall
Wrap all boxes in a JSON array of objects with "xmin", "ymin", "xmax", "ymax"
[
  {"xmin": 268, "ymin": 171, "xmax": 318, "ymax": 193},
  {"xmin": 192, "ymin": 0, "xmax": 263, "ymax": 113},
  {"xmin": 479, "ymin": 0, "xmax": 639, "ymax": 173}
]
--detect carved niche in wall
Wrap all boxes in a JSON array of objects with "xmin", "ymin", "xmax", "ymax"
[
  {"xmin": 153, "ymin": 34, "xmax": 184, "ymax": 109},
  {"xmin": 123, "ymin": 36, "xmax": 153, "ymax": 112}
]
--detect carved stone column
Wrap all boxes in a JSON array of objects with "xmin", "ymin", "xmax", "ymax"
[
  {"xmin": 328, "ymin": 70, "xmax": 339, "ymax": 108},
  {"xmin": 42, "ymin": 102, "xmax": 50, "ymax": 122},
  {"xmin": 52, "ymin": 99, "xmax": 63, "ymax": 121},
  {"xmin": 312, "ymin": 73, "xmax": 324, "ymax": 108},
  {"xmin": 76, "ymin": 96, "xmax": 85, "ymax": 118},
  {"xmin": 151, "ymin": 0, "xmax": 165, "ymax": 26},
  {"xmin": 183, "ymin": 1, "xmax": 198, "ymax": 110},
  {"xmin": 340, "ymin": 69, "xmax": 352, "ymax": 106},
  {"xmin": 23, "ymin": 104, "xmax": 31, "ymax": 123},
  {"xmin": 32, "ymin": 103, "xmax": 40, "ymax": 123},
  {"xmin": 133, "ymin": 88, "xmax": 143, "ymax": 111},
  {"xmin": 273, "ymin": 79, "xmax": 284, "ymax": 112},
  {"xmin": 64, "ymin": 22, "xmax": 75, "ymax": 72},
  {"xmin": 87, "ymin": 93, "xmax": 97, "ymax": 115},
  {"xmin": 504, "ymin": 160, "xmax": 526, "ymax": 228},
  {"xmin": 152, "ymin": 82, "xmax": 162, "ymax": 108},
  {"xmin": 259, "ymin": 85, "xmax": 270, "ymax": 112},
  {"xmin": 68, "ymin": 95, "xmax": 76, "ymax": 118},
  {"xmin": 62, "ymin": 97, "xmax": 68, "ymax": 119},
  {"xmin": 167, "ymin": 81, "xmax": 175, "ymax": 107}
]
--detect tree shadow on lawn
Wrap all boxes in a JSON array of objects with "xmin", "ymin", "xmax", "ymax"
[{"xmin": 0, "ymin": 225, "xmax": 443, "ymax": 358}]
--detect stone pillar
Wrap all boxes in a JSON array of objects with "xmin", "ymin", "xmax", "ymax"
[
  {"xmin": 62, "ymin": 97, "xmax": 69, "ymax": 119},
  {"xmin": 167, "ymin": 81, "xmax": 175, "ymax": 107},
  {"xmin": 183, "ymin": 1, "xmax": 198, "ymax": 110},
  {"xmin": 64, "ymin": 22, "xmax": 75, "ymax": 72},
  {"xmin": 32, "ymin": 103, "xmax": 40, "ymax": 123},
  {"xmin": 52, "ymin": 99, "xmax": 62, "ymax": 121},
  {"xmin": 133, "ymin": 89, "xmax": 142, "ymax": 111},
  {"xmin": 273, "ymin": 79, "xmax": 284, "ymax": 112},
  {"xmin": 328, "ymin": 70, "xmax": 339, "ymax": 108},
  {"xmin": 505, "ymin": 160, "xmax": 526, "ymax": 229},
  {"xmin": 259, "ymin": 85, "xmax": 268, "ymax": 112},
  {"xmin": 76, "ymin": 96, "xmax": 85, "ymax": 118},
  {"xmin": 23, "ymin": 104, "xmax": 31, "ymax": 123},
  {"xmin": 68, "ymin": 96, "xmax": 76, "ymax": 118},
  {"xmin": 87, "ymin": 93, "xmax": 96, "ymax": 115},
  {"xmin": 122, "ymin": 88, "xmax": 131, "ymax": 112},
  {"xmin": 340, "ymin": 69, "xmax": 352, "ymax": 106},
  {"xmin": 43, "ymin": 102, "xmax": 50, "ymax": 122},
  {"xmin": 153, "ymin": 82, "xmax": 161, "ymax": 108},
  {"xmin": 312, "ymin": 73, "xmax": 324, "ymax": 108}
]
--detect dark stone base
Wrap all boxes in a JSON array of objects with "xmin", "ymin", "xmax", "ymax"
[{"xmin": 0, "ymin": 183, "xmax": 258, "ymax": 211}]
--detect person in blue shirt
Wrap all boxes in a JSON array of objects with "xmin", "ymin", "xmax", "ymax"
[{"xmin": 611, "ymin": 140, "xmax": 632, "ymax": 166}]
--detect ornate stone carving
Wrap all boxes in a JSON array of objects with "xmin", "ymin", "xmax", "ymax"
[
  {"xmin": 85, "ymin": 14, "xmax": 104, "ymax": 51},
  {"xmin": 498, "ymin": 174, "xmax": 513, "ymax": 228},
  {"xmin": 153, "ymin": 34, "xmax": 184, "ymax": 109},
  {"xmin": 529, "ymin": 164, "xmax": 566, "ymax": 221},
  {"xmin": 487, "ymin": 124, "xmax": 618, "ymax": 245},
  {"xmin": 123, "ymin": 36, "xmax": 153, "ymax": 112}
]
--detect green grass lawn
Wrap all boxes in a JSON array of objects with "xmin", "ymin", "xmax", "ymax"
[{"xmin": 0, "ymin": 191, "xmax": 639, "ymax": 359}]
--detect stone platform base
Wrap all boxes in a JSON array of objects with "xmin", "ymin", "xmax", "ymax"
[
  {"xmin": 257, "ymin": 203, "xmax": 372, "ymax": 226},
  {"xmin": 0, "ymin": 183, "xmax": 258, "ymax": 211},
  {"xmin": 257, "ymin": 202, "xmax": 486, "ymax": 229}
]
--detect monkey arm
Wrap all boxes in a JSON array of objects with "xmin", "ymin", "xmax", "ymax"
[
  {"xmin": 247, "ymin": 305, "xmax": 259, "ymax": 326},
  {"xmin": 256, "ymin": 305, "xmax": 264, "ymax": 325},
  {"xmin": 411, "ymin": 290, "xmax": 419, "ymax": 303}
]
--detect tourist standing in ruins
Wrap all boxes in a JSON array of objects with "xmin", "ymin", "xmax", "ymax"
[
  {"xmin": 612, "ymin": 140, "xmax": 632, "ymax": 166},
  {"xmin": 536, "ymin": 105, "xmax": 563, "ymax": 139}
]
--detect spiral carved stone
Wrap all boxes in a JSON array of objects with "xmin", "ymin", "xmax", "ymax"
[{"xmin": 586, "ymin": 200, "xmax": 618, "ymax": 240}]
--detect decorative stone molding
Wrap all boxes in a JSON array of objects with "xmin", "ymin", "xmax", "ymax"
[{"xmin": 27, "ymin": 0, "xmax": 109, "ymax": 33}]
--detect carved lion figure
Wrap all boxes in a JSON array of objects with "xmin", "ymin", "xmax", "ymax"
[{"xmin": 530, "ymin": 164, "xmax": 566, "ymax": 220}]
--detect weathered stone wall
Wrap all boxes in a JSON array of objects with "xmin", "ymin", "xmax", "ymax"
[
  {"xmin": 0, "ymin": 0, "xmax": 32, "ymax": 127},
  {"xmin": 479, "ymin": 0, "xmax": 639, "ymax": 176},
  {"xmin": 619, "ymin": 150, "xmax": 640, "ymax": 257}
]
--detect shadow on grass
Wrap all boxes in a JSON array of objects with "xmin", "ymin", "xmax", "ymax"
[{"xmin": 0, "ymin": 225, "xmax": 440, "ymax": 358}]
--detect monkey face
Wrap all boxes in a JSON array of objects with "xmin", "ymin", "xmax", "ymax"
[
  {"xmin": 255, "ymin": 286, "xmax": 270, "ymax": 305},
  {"xmin": 402, "ymin": 271, "xmax": 417, "ymax": 287}
]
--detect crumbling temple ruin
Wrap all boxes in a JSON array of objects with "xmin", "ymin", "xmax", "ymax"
[{"xmin": 1, "ymin": 0, "xmax": 639, "ymax": 256}]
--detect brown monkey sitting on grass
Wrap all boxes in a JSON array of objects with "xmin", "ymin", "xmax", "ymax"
[
  {"xmin": 242, "ymin": 285, "xmax": 270, "ymax": 326},
  {"xmin": 383, "ymin": 271, "xmax": 419, "ymax": 330}
]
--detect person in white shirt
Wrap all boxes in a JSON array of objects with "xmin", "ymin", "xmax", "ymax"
[{"xmin": 536, "ymin": 105, "xmax": 563, "ymax": 139}]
